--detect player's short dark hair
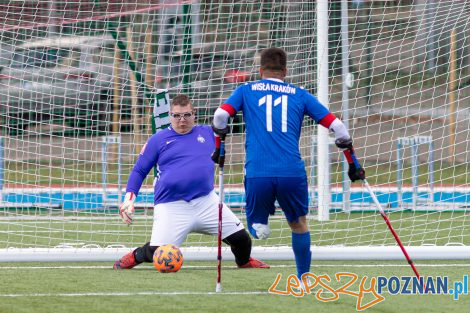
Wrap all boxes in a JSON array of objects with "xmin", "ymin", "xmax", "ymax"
[
  {"xmin": 260, "ymin": 47, "xmax": 287, "ymax": 71},
  {"xmin": 171, "ymin": 94, "xmax": 192, "ymax": 108}
]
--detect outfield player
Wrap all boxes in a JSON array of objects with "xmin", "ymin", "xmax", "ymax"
[
  {"xmin": 212, "ymin": 48, "xmax": 365, "ymax": 280},
  {"xmin": 114, "ymin": 94, "xmax": 269, "ymax": 269}
]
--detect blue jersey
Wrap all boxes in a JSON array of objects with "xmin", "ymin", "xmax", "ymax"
[
  {"xmin": 126, "ymin": 125, "xmax": 215, "ymax": 204},
  {"xmin": 225, "ymin": 78, "xmax": 330, "ymax": 178}
]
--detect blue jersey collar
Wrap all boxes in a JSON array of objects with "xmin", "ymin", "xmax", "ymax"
[{"xmin": 264, "ymin": 78, "xmax": 284, "ymax": 83}]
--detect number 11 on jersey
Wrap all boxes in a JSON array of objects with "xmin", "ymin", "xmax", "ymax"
[{"xmin": 259, "ymin": 95, "xmax": 288, "ymax": 132}]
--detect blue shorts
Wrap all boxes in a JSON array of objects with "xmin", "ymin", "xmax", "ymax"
[{"xmin": 244, "ymin": 176, "xmax": 309, "ymax": 238}]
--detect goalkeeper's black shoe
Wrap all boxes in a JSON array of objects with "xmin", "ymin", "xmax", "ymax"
[
  {"xmin": 113, "ymin": 251, "xmax": 140, "ymax": 269},
  {"xmin": 238, "ymin": 257, "xmax": 270, "ymax": 269}
]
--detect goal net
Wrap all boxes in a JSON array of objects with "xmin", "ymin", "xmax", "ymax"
[{"xmin": 0, "ymin": 0, "xmax": 469, "ymax": 262}]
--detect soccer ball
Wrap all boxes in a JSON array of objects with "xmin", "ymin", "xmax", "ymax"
[{"xmin": 153, "ymin": 244, "xmax": 183, "ymax": 273}]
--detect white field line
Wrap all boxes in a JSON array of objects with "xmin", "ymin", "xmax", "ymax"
[
  {"xmin": 0, "ymin": 226, "xmax": 447, "ymax": 232},
  {"xmin": 0, "ymin": 289, "xmax": 452, "ymax": 298},
  {"xmin": 0, "ymin": 230, "xmax": 151, "ymax": 234},
  {"xmin": 0, "ymin": 218, "xmax": 458, "ymax": 223},
  {"xmin": 0, "ymin": 229, "xmax": 445, "ymax": 234},
  {"xmin": 1, "ymin": 264, "xmax": 470, "ymax": 270},
  {"xmin": 0, "ymin": 291, "xmax": 269, "ymax": 297}
]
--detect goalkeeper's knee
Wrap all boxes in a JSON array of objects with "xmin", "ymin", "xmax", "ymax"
[
  {"xmin": 223, "ymin": 229, "xmax": 252, "ymax": 267},
  {"xmin": 134, "ymin": 242, "xmax": 158, "ymax": 263},
  {"xmin": 250, "ymin": 223, "xmax": 271, "ymax": 240}
]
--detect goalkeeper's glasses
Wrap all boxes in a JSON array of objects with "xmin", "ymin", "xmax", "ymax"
[{"xmin": 170, "ymin": 111, "xmax": 194, "ymax": 120}]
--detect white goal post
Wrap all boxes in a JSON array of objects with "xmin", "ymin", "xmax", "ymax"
[
  {"xmin": 2, "ymin": 246, "xmax": 470, "ymax": 263},
  {"xmin": 0, "ymin": 1, "xmax": 469, "ymax": 262}
]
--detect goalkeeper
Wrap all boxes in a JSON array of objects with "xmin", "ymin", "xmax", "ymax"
[
  {"xmin": 212, "ymin": 48, "xmax": 365, "ymax": 280},
  {"xmin": 114, "ymin": 94, "xmax": 269, "ymax": 270}
]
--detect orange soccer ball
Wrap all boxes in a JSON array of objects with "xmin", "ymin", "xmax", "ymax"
[{"xmin": 153, "ymin": 244, "xmax": 183, "ymax": 273}]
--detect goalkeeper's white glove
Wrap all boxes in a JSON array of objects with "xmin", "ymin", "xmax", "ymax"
[{"xmin": 119, "ymin": 192, "xmax": 135, "ymax": 225}]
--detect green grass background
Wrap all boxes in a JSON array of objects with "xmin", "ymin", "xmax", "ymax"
[
  {"xmin": 1, "ymin": 159, "xmax": 469, "ymax": 312},
  {"xmin": 1, "ymin": 212, "xmax": 470, "ymax": 249},
  {"xmin": 1, "ymin": 212, "xmax": 470, "ymax": 312},
  {"xmin": 5, "ymin": 160, "xmax": 470, "ymax": 186},
  {"xmin": 0, "ymin": 260, "xmax": 469, "ymax": 313}
]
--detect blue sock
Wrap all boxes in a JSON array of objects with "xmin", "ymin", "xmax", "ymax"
[{"xmin": 292, "ymin": 232, "xmax": 311, "ymax": 279}]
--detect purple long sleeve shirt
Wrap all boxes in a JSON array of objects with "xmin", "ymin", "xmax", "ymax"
[{"xmin": 126, "ymin": 125, "xmax": 216, "ymax": 204}]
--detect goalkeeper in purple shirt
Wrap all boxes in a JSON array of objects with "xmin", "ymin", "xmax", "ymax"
[
  {"xmin": 212, "ymin": 48, "xmax": 365, "ymax": 281},
  {"xmin": 114, "ymin": 94, "xmax": 269, "ymax": 270}
]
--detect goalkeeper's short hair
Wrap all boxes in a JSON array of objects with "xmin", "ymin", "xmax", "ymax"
[{"xmin": 171, "ymin": 94, "xmax": 192, "ymax": 108}]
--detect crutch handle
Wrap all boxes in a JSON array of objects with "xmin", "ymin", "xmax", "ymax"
[{"xmin": 218, "ymin": 139, "xmax": 225, "ymax": 168}]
